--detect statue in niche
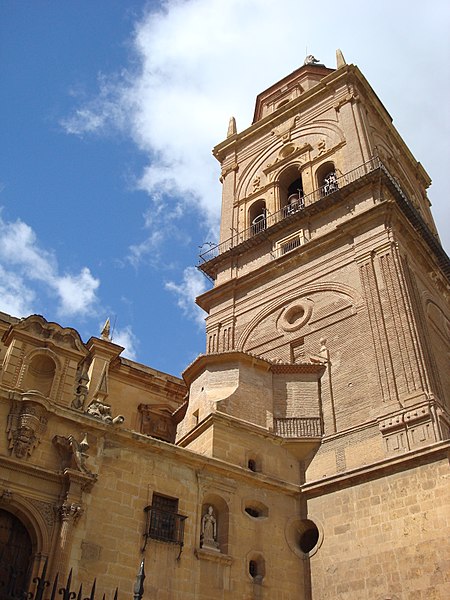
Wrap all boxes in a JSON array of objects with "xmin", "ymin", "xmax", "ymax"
[{"xmin": 201, "ymin": 506, "xmax": 219, "ymax": 551}]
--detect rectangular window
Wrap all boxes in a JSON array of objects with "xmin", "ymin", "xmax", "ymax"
[{"xmin": 274, "ymin": 230, "xmax": 308, "ymax": 258}]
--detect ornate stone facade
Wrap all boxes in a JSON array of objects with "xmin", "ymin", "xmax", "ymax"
[{"xmin": 0, "ymin": 53, "xmax": 449, "ymax": 600}]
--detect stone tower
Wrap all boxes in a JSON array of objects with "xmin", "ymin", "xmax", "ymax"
[{"xmin": 178, "ymin": 52, "xmax": 450, "ymax": 597}]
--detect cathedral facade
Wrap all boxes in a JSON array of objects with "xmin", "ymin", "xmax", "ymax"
[{"xmin": 1, "ymin": 52, "xmax": 449, "ymax": 600}]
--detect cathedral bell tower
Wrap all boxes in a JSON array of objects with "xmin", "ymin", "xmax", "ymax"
[{"xmin": 178, "ymin": 51, "xmax": 450, "ymax": 482}]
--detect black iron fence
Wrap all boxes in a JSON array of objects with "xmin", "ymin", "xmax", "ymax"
[{"xmin": 0, "ymin": 558, "xmax": 145, "ymax": 600}]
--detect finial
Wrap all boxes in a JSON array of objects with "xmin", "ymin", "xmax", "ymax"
[
  {"xmin": 336, "ymin": 49, "xmax": 346, "ymax": 69},
  {"xmin": 227, "ymin": 116, "xmax": 237, "ymax": 138},
  {"xmin": 100, "ymin": 318, "xmax": 111, "ymax": 341},
  {"xmin": 304, "ymin": 55, "xmax": 320, "ymax": 66}
]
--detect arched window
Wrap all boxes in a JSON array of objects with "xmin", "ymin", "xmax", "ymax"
[
  {"xmin": 278, "ymin": 166, "xmax": 304, "ymax": 216},
  {"xmin": 316, "ymin": 161, "xmax": 338, "ymax": 196},
  {"xmin": 23, "ymin": 353, "xmax": 56, "ymax": 397},
  {"xmin": 0, "ymin": 509, "xmax": 33, "ymax": 597},
  {"xmin": 249, "ymin": 200, "xmax": 266, "ymax": 235}
]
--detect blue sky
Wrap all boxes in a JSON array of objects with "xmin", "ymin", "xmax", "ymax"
[{"xmin": 1, "ymin": 1, "xmax": 449, "ymax": 377}]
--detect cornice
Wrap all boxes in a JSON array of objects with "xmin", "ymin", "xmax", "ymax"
[
  {"xmin": 0, "ymin": 454, "xmax": 62, "ymax": 485},
  {"xmin": 213, "ymin": 65, "xmax": 353, "ymax": 161},
  {"xmin": 182, "ymin": 350, "xmax": 324, "ymax": 385},
  {"xmin": 302, "ymin": 440, "xmax": 450, "ymax": 497}
]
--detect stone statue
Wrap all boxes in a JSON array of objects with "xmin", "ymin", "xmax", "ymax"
[
  {"xmin": 304, "ymin": 55, "xmax": 320, "ymax": 66},
  {"xmin": 85, "ymin": 399, "xmax": 124, "ymax": 425},
  {"xmin": 53, "ymin": 432, "xmax": 93, "ymax": 475},
  {"xmin": 201, "ymin": 506, "xmax": 219, "ymax": 551}
]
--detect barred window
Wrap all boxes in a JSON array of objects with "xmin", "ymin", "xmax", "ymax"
[{"xmin": 144, "ymin": 494, "xmax": 186, "ymax": 547}]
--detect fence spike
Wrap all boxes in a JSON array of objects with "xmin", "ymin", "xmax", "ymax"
[
  {"xmin": 89, "ymin": 579, "xmax": 96, "ymax": 600},
  {"xmin": 133, "ymin": 559, "xmax": 145, "ymax": 600},
  {"xmin": 59, "ymin": 569, "xmax": 76, "ymax": 600},
  {"xmin": 77, "ymin": 583, "xmax": 82, "ymax": 600},
  {"xmin": 50, "ymin": 573, "xmax": 59, "ymax": 600},
  {"xmin": 33, "ymin": 558, "xmax": 50, "ymax": 600},
  {"xmin": 113, "ymin": 588, "xmax": 118, "ymax": 600}
]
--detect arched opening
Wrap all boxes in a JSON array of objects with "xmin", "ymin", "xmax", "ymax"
[
  {"xmin": 246, "ymin": 454, "xmax": 262, "ymax": 473},
  {"xmin": 201, "ymin": 494, "xmax": 229, "ymax": 554},
  {"xmin": 24, "ymin": 354, "xmax": 56, "ymax": 397},
  {"xmin": 249, "ymin": 200, "xmax": 266, "ymax": 235},
  {"xmin": 316, "ymin": 161, "xmax": 338, "ymax": 196},
  {"xmin": 248, "ymin": 552, "xmax": 265, "ymax": 584},
  {"xmin": 278, "ymin": 166, "xmax": 304, "ymax": 216},
  {"xmin": 0, "ymin": 509, "xmax": 33, "ymax": 599}
]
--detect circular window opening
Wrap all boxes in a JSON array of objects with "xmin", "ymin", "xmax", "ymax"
[
  {"xmin": 299, "ymin": 522, "xmax": 319, "ymax": 553},
  {"xmin": 285, "ymin": 306, "xmax": 304, "ymax": 324},
  {"xmin": 245, "ymin": 507, "xmax": 260, "ymax": 518}
]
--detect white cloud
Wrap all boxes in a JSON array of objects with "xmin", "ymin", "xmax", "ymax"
[
  {"xmin": 0, "ymin": 265, "xmax": 35, "ymax": 317},
  {"xmin": 165, "ymin": 266, "xmax": 207, "ymax": 326},
  {"xmin": 62, "ymin": 0, "xmax": 450, "ymax": 255},
  {"xmin": 0, "ymin": 212, "xmax": 100, "ymax": 318},
  {"xmin": 111, "ymin": 325, "xmax": 139, "ymax": 361},
  {"xmin": 55, "ymin": 268, "xmax": 100, "ymax": 317}
]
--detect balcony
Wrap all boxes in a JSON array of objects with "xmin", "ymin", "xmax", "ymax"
[
  {"xmin": 197, "ymin": 157, "xmax": 449, "ymax": 281},
  {"xmin": 199, "ymin": 157, "xmax": 381, "ymax": 265},
  {"xmin": 143, "ymin": 506, "xmax": 187, "ymax": 548},
  {"xmin": 274, "ymin": 417, "xmax": 322, "ymax": 438}
]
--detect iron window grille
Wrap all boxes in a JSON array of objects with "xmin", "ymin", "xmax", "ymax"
[{"xmin": 142, "ymin": 495, "xmax": 187, "ymax": 557}]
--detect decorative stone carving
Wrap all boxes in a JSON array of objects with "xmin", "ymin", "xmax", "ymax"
[
  {"xmin": 317, "ymin": 139, "xmax": 326, "ymax": 156},
  {"xmin": 378, "ymin": 403, "xmax": 444, "ymax": 455},
  {"xmin": 85, "ymin": 400, "xmax": 124, "ymax": 425},
  {"xmin": 201, "ymin": 506, "xmax": 220, "ymax": 552},
  {"xmin": 0, "ymin": 489, "xmax": 13, "ymax": 503},
  {"xmin": 219, "ymin": 162, "xmax": 238, "ymax": 183},
  {"xmin": 29, "ymin": 498, "xmax": 57, "ymax": 527},
  {"xmin": 7, "ymin": 396, "xmax": 48, "ymax": 458},
  {"xmin": 71, "ymin": 363, "xmax": 90, "ymax": 410},
  {"xmin": 5, "ymin": 314, "xmax": 86, "ymax": 353},
  {"xmin": 272, "ymin": 118, "xmax": 296, "ymax": 142},
  {"xmin": 53, "ymin": 432, "xmax": 93, "ymax": 475},
  {"xmin": 60, "ymin": 500, "xmax": 83, "ymax": 523},
  {"xmin": 252, "ymin": 175, "xmax": 261, "ymax": 192},
  {"xmin": 138, "ymin": 404, "xmax": 176, "ymax": 443}
]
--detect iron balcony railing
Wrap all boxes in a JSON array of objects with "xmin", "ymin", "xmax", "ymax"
[
  {"xmin": 199, "ymin": 156, "xmax": 381, "ymax": 263},
  {"xmin": 274, "ymin": 417, "xmax": 322, "ymax": 438},
  {"xmin": 143, "ymin": 506, "xmax": 187, "ymax": 546}
]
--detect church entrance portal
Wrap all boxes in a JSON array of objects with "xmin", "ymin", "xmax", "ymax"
[{"xmin": 0, "ymin": 509, "xmax": 33, "ymax": 600}]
